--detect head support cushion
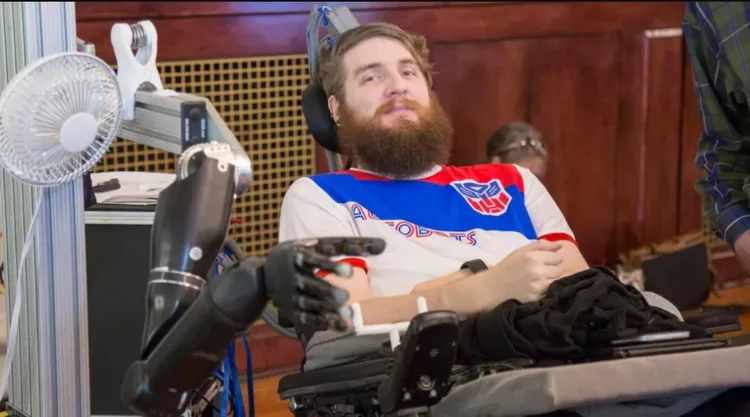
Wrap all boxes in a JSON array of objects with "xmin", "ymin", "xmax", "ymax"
[{"xmin": 301, "ymin": 83, "xmax": 341, "ymax": 154}]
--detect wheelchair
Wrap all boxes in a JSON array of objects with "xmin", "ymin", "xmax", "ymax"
[{"xmin": 262, "ymin": 80, "xmax": 750, "ymax": 417}]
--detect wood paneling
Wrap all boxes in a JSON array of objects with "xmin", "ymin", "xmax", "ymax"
[
  {"xmin": 75, "ymin": 2, "xmax": 493, "ymax": 20},
  {"xmin": 615, "ymin": 32, "xmax": 650, "ymax": 254},
  {"xmin": 431, "ymin": 40, "xmax": 532, "ymax": 165},
  {"xmin": 529, "ymin": 34, "xmax": 621, "ymax": 264},
  {"xmin": 642, "ymin": 34, "xmax": 686, "ymax": 244},
  {"xmin": 679, "ymin": 54, "xmax": 705, "ymax": 236},
  {"xmin": 76, "ymin": 2, "xmax": 685, "ymax": 64},
  {"xmin": 75, "ymin": 0, "xmax": 712, "ymax": 393}
]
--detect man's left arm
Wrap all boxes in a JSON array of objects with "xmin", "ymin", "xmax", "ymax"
[{"xmin": 518, "ymin": 166, "xmax": 589, "ymax": 276}]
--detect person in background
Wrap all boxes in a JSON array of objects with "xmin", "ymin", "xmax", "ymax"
[
  {"xmin": 684, "ymin": 2, "xmax": 750, "ymax": 273},
  {"xmin": 486, "ymin": 121, "xmax": 548, "ymax": 179}
]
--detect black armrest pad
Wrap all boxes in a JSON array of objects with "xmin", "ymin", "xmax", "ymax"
[
  {"xmin": 684, "ymin": 310, "xmax": 741, "ymax": 335},
  {"xmin": 278, "ymin": 358, "xmax": 391, "ymax": 397}
]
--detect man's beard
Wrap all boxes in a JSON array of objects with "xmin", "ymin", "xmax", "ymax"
[{"xmin": 336, "ymin": 92, "xmax": 454, "ymax": 179}]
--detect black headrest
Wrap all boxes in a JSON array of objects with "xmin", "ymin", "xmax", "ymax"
[{"xmin": 301, "ymin": 83, "xmax": 341, "ymax": 154}]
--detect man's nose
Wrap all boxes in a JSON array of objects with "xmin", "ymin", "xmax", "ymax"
[{"xmin": 386, "ymin": 74, "xmax": 408, "ymax": 97}]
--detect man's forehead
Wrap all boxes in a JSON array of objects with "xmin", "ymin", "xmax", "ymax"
[{"xmin": 343, "ymin": 37, "xmax": 416, "ymax": 75}]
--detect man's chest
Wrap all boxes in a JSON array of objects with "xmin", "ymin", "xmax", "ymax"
[{"xmin": 314, "ymin": 173, "xmax": 538, "ymax": 238}]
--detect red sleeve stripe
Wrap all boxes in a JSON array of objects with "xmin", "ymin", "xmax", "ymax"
[
  {"xmin": 315, "ymin": 257, "xmax": 369, "ymax": 278},
  {"xmin": 539, "ymin": 233, "xmax": 578, "ymax": 246}
]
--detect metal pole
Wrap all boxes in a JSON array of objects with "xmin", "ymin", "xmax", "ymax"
[{"xmin": 0, "ymin": 3, "xmax": 90, "ymax": 417}]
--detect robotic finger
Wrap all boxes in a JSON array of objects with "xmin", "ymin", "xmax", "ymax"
[
  {"xmin": 291, "ymin": 236, "xmax": 387, "ymax": 257},
  {"xmin": 295, "ymin": 249, "xmax": 353, "ymax": 278},
  {"xmin": 293, "ymin": 292, "xmax": 340, "ymax": 314},
  {"xmin": 265, "ymin": 237, "xmax": 385, "ymax": 317},
  {"xmin": 272, "ymin": 237, "xmax": 386, "ymax": 332}
]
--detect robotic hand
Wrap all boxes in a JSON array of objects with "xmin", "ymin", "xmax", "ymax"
[{"xmin": 120, "ymin": 142, "xmax": 386, "ymax": 417}]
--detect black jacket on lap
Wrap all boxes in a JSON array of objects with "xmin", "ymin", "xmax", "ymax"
[{"xmin": 458, "ymin": 266, "xmax": 706, "ymax": 365}]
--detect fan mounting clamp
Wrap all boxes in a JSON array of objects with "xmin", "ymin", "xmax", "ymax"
[{"xmin": 111, "ymin": 20, "xmax": 164, "ymax": 121}]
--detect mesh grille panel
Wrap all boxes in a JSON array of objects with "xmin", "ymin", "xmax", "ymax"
[{"xmin": 94, "ymin": 55, "xmax": 316, "ymax": 256}]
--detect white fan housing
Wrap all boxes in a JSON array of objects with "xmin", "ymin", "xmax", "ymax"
[{"xmin": 0, "ymin": 51, "xmax": 123, "ymax": 187}]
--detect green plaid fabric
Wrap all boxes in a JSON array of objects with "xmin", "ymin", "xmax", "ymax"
[{"xmin": 684, "ymin": 2, "xmax": 750, "ymax": 247}]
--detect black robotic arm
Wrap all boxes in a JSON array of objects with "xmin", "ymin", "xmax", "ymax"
[{"xmin": 120, "ymin": 143, "xmax": 385, "ymax": 417}]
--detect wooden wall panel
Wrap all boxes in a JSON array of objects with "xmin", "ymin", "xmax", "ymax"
[
  {"xmin": 76, "ymin": 2, "xmax": 686, "ymax": 63},
  {"xmin": 528, "ymin": 34, "xmax": 622, "ymax": 264},
  {"xmin": 615, "ymin": 32, "xmax": 650, "ymax": 254},
  {"xmin": 431, "ymin": 40, "xmax": 532, "ymax": 165},
  {"xmin": 642, "ymin": 33, "xmax": 686, "ymax": 244},
  {"xmin": 679, "ymin": 56, "xmax": 705, "ymax": 236}
]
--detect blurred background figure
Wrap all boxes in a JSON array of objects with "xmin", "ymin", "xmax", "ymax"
[{"xmin": 486, "ymin": 121, "xmax": 548, "ymax": 179}]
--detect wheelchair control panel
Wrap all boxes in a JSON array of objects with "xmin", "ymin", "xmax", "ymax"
[{"xmin": 378, "ymin": 311, "xmax": 460, "ymax": 417}]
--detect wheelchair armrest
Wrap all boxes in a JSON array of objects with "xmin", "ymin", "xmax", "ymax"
[
  {"xmin": 278, "ymin": 311, "xmax": 460, "ymax": 417},
  {"xmin": 683, "ymin": 307, "xmax": 742, "ymax": 335},
  {"xmin": 278, "ymin": 357, "xmax": 391, "ymax": 399},
  {"xmin": 378, "ymin": 311, "xmax": 459, "ymax": 416}
]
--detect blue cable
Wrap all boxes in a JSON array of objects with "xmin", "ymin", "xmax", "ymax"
[
  {"xmin": 228, "ymin": 342, "xmax": 247, "ymax": 417},
  {"xmin": 242, "ymin": 335, "xmax": 255, "ymax": 417},
  {"xmin": 220, "ymin": 358, "xmax": 230, "ymax": 417},
  {"xmin": 216, "ymin": 254, "xmax": 234, "ymax": 417},
  {"xmin": 319, "ymin": 6, "xmax": 330, "ymax": 26},
  {"xmin": 214, "ymin": 243, "xmax": 257, "ymax": 417}
]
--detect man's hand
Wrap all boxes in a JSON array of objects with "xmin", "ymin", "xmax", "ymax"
[
  {"xmin": 732, "ymin": 230, "xmax": 750, "ymax": 273},
  {"xmin": 481, "ymin": 240, "xmax": 565, "ymax": 305}
]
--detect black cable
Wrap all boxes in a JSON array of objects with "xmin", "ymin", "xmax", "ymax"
[{"xmin": 192, "ymin": 389, "xmax": 223, "ymax": 415}]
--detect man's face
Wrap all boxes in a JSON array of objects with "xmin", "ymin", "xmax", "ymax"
[
  {"xmin": 330, "ymin": 37, "xmax": 431, "ymax": 126},
  {"xmin": 328, "ymin": 36, "xmax": 453, "ymax": 178}
]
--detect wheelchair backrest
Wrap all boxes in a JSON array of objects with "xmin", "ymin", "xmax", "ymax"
[{"xmin": 301, "ymin": 83, "xmax": 345, "ymax": 172}]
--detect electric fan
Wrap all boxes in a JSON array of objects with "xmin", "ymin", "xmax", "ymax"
[{"xmin": 0, "ymin": 51, "xmax": 123, "ymax": 401}]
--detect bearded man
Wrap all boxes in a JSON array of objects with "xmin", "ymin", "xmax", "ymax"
[{"xmin": 278, "ymin": 23, "xmax": 589, "ymax": 326}]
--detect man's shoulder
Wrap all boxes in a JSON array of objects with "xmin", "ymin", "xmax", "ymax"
[
  {"xmin": 442, "ymin": 163, "xmax": 522, "ymax": 175},
  {"xmin": 284, "ymin": 171, "xmax": 364, "ymax": 204},
  {"xmin": 288, "ymin": 171, "xmax": 351, "ymax": 189}
]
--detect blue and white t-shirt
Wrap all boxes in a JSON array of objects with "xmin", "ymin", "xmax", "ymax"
[{"xmin": 279, "ymin": 163, "xmax": 576, "ymax": 297}]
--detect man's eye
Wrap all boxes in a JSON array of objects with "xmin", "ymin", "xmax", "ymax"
[
  {"xmin": 362, "ymin": 75, "xmax": 378, "ymax": 83},
  {"xmin": 403, "ymin": 70, "xmax": 417, "ymax": 77}
]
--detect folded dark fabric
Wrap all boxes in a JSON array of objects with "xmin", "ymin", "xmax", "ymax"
[{"xmin": 459, "ymin": 266, "xmax": 707, "ymax": 364}]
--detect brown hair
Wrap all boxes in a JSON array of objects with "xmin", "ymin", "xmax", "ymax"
[
  {"xmin": 317, "ymin": 23, "xmax": 434, "ymax": 99},
  {"xmin": 486, "ymin": 121, "xmax": 548, "ymax": 164}
]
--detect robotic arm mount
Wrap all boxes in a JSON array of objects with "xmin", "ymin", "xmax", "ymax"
[{"xmin": 109, "ymin": 19, "xmax": 251, "ymax": 185}]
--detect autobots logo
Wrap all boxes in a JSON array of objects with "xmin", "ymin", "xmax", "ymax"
[{"xmin": 450, "ymin": 179, "xmax": 512, "ymax": 216}]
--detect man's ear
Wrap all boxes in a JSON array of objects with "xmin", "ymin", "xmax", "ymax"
[{"xmin": 328, "ymin": 95, "xmax": 341, "ymax": 124}]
